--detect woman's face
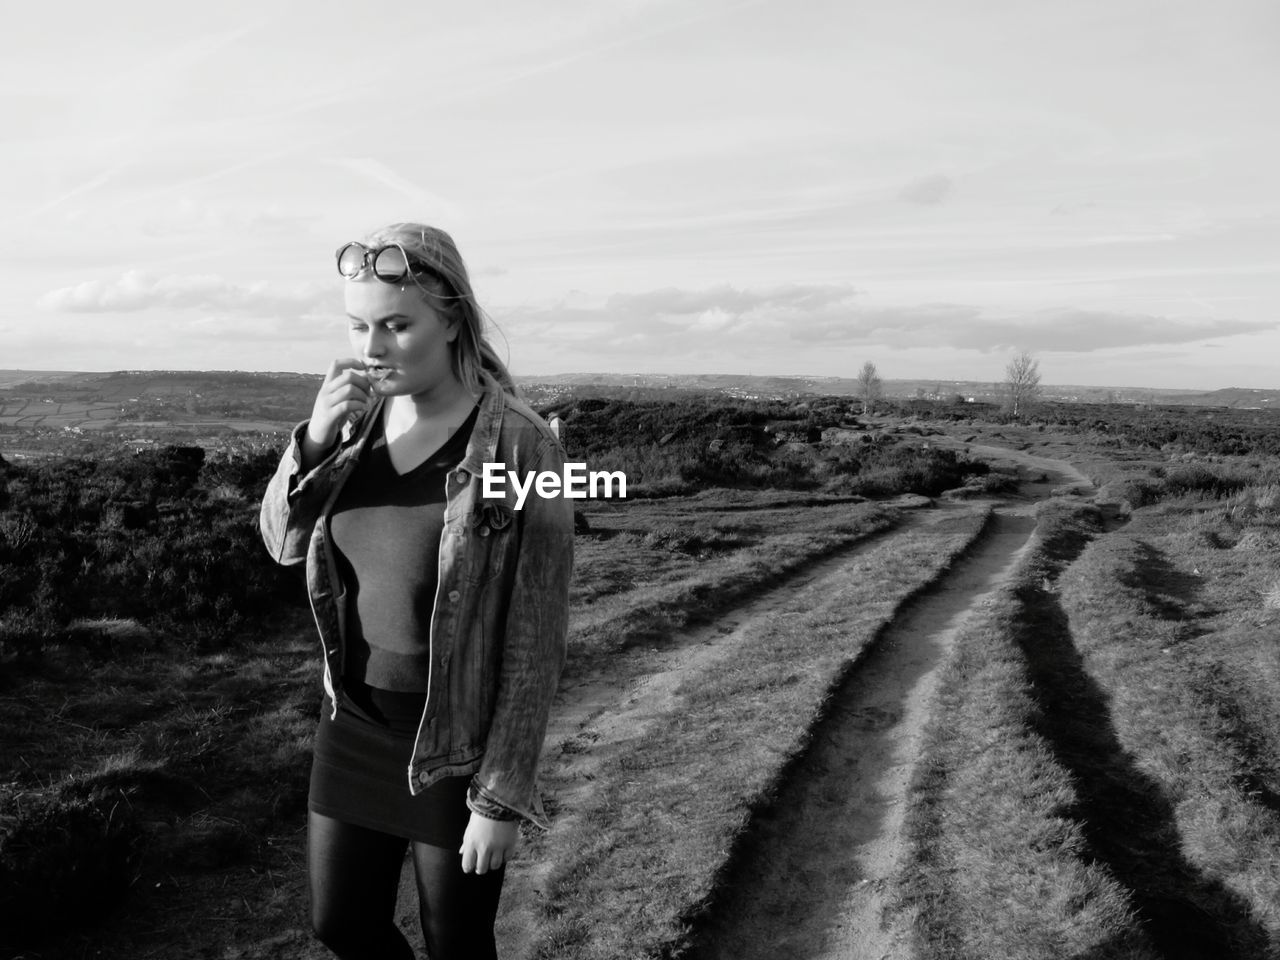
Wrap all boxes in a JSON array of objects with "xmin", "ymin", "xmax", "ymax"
[{"xmin": 344, "ymin": 279, "xmax": 460, "ymax": 398}]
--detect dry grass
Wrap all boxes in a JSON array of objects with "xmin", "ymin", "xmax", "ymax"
[
  {"xmin": 0, "ymin": 614, "xmax": 320, "ymax": 955},
  {"xmin": 567, "ymin": 496, "xmax": 900, "ymax": 681},
  {"xmin": 893, "ymin": 501, "xmax": 1160, "ymax": 960},
  {"xmin": 0, "ymin": 489, "xmax": 910, "ymax": 958},
  {"xmin": 1055, "ymin": 503, "xmax": 1280, "ymax": 953},
  {"xmin": 519, "ymin": 506, "xmax": 993, "ymax": 960},
  {"xmin": 895, "ymin": 483, "xmax": 1280, "ymax": 960}
]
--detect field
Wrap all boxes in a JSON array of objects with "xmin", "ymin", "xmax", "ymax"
[
  {"xmin": 2, "ymin": 395, "xmax": 1280, "ymax": 959},
  {"xmin": 0, "ymin": 372, "xmax": 317, "ymax": 441}
]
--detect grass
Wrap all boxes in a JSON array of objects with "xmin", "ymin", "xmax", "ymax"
[
  {"xmin": 515, "ymin": 505, "xmax": 993, "ymax": 960},
  {"xmin": 893, "ymin": 484, "xmax": 1280, "ymax": 959},
  {"xmin": 892, "ymin": 500, "xmax": 1160, "ymax": 960},
  {"xmin": 1053, "ymin": 503, "xmax": 1280, "ymax": 954},
  {"xmin": 567, "ymin": 495, "xmax": 901, "ymax": 681},
  {"xmin": 13, "ymin": 435, "xmax": 1280, "ymax": 958},
  {"xmin": 0, "ymin": 615, "xmax": 320, "ymax": 956},
  {"xmin": 0, "ymin": 488, "xmax": 898, "ymax": 958}
]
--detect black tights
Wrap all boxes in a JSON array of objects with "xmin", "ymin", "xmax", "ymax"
[{"xmin": 308, "ymin": 812, "xmax": 505, "ymax": 960}]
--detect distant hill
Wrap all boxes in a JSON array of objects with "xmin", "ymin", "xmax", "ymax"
[
  {"xmin": 2, "ymin": 369, "xmax": 1277, "ymax": 416},
  {"xmin": 0, "ymin": 370, "xmax": 86, "ymax": 388},
  {"xmin": 524, "ymin": 373, "xmax": 1280, "ymax": 409}
]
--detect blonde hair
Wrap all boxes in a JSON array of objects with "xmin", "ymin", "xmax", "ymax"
[{"xmin": 360, "ymin": 222, "xmax": 519, "ymax": 398}]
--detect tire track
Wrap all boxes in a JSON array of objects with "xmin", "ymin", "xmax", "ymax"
[
  {"xmin": 549, "ymin": 506, "xmax": 927, "ymax": 757},
  {"xmin": 677, "ymin": 445, "xmax": 1097, "ymax": 959},
  {"xmin": 492, "ymin": 506, "xmax": 977, "ymax": 958},
  {"xmin": 681, "ymin": 507, "xmax": 1038, "ymax": 960}
]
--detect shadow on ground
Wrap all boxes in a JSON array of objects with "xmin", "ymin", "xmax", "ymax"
[{"xmin": 1011, "ymin": 549, "xmax": 1272, "ymax": 960}]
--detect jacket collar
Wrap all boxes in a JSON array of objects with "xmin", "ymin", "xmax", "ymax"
[{"xmin": 457, "ymin": 371, "xmax": 507, "ymax": 478}]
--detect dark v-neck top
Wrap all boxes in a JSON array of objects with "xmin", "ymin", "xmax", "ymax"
[{"xmin": 329, "ymin": 404, "xmax": 480, "ymax": 708}]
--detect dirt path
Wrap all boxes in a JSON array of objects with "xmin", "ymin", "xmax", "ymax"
[
  {"xmin": 677, "ymin": 448, "xmax": 1095, "ymax": 959},
  {"xmin": 262, "ymin": 444, "xmax": 1094, "ymax": 959},
  {"xmin": 490, "ymin": 503, "xmax": 967, "ymax": 958},
  {"xmin": 937, "ymin": 436, "xmax": 1096, "ymax": 496},
  {"xmin": 685, "ymin": 507, "xmax": 1038, "ymax": 959}
]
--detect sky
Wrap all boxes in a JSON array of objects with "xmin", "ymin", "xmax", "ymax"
[{"xmin": 1, "ymin": 0, "xmax": 1277, "ymax": 389}]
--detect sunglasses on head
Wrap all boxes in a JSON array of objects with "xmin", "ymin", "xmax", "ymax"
[{"xmin": 335, "ymin": 241, "xmax": 447, "ymax": 286}]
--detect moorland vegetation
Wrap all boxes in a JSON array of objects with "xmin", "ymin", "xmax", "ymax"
[
  {"xmin": 2, "ymin": 391, "xmax": 1279, "ymax": 957},
  {"xmin": 0, "ymin": 392, "xmax": 986, "ymax": 954}
]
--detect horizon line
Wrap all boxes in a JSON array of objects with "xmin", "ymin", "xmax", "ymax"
[{"xmin": 1, "ymin": 367, "xmax": 1275, "ymax": 396}]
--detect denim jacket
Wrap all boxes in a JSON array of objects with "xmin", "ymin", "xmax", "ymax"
[{"xmin": 259, "ymin": 372, "xmax": 573, "ymax": 829}]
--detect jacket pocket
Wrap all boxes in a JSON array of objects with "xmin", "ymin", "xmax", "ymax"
[{"xmin": 463, "ymin": 501, "xmax": 514, "ymax": 586}]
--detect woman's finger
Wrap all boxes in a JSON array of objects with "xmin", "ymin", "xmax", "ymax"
[
  {"xmin": 326, "ymin": 370, "xmax": 369, "ymax": 400},
  {"xmin": 341, "ymin": 366, "xmax": 372, "ymax": 388},
  {"xmin": 324, "ymin": 357, "xmax": 364, "ymax": 385},
  {"xmin": 460, "ymin": 842, "xmax": 477, "ymax": 874},
  {"xmin": 331, "ymin": 381, "xmax": 370, "ymax": 404}
]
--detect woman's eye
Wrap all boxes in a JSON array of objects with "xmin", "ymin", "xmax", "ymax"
[
  {"xmin": 349, "ymin": 324, "xmax": 368, "ymax": 333},
  {"xmin": 387, "ymin": 323, "xmax": 408, "ymax": 334}
]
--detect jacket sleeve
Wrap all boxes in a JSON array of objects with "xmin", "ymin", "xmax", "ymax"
[
  {"xmin": 468, "ymin": 434, "xmax": 574, "ymax": 829},
  {"xmin": 259, "ymin": 420, "xmax": 342, "ymax": 567}
]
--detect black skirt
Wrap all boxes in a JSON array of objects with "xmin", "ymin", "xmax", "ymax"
[{"xmin": 308, "ymin": 699, "xmax": 472, "ymax": 848}]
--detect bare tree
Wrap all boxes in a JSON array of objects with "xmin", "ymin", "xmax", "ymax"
[
  {"xmin": 1004, "ymin": 349, "xmax": 1041, "ymax": 418},
  {"xmin": 855, "ymin": 361, "xmax": 883, "ymax": 416}
]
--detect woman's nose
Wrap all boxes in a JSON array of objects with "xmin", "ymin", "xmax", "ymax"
[{"xmin": 363, "ymin": 328, "xmax": 388, "ymax": 357}]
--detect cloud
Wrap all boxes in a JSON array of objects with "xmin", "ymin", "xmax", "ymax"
[
  {"xmin": 601, "ymin": 283, "xmax": 860, "ymax": 317},
  {"xmin": 38, "ymin": 270, "xmax": 332, "ymax": 317},
  {"xmin": 792, "ymin": 305, "xmax": 1275, "ymax": 353},
  {"xmin": 1049, "ymin": 201, "xmax": 1101, "ymax": 216},
  {"xmin": 897, "ymin": 174, "xmax": 954, "ymax": 205},
  {"xmin": 1006, "ymin": 309, "xmax": 1274, "ymax": 352},
  {"xmin": 325, "ymin": 158, "xmax": 466, "ymax": 224},
  {"xmin": 497, "ymin": 284, "xmax": 1276, "ymax": 359},
  {"xmin": 501, "ymin": 283, "xmax": 861, "ymax": 357},
  {"xmin": 138, "ymin": 198, "xmax": 318, "ymax": 237}
]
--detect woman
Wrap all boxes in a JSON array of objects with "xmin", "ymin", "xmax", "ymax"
[{"xmin": 259, "ymin": 223, "xmax": 573, "ymax": 960}]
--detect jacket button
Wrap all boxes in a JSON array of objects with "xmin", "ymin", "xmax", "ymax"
[
  {"xmin": 418, "ymin": 772, "xmax": 430, "ymax": 785},
  {"xmin": 448, "ymin": 590, "xmax": 460, "ymax": 602},
  {"xmin": 478, "ymin": 525, "xmax": 490, "ymax": 537},
  {"xmin": 453, "ymin": 469, "xmax": 468, "ymax": 484}
]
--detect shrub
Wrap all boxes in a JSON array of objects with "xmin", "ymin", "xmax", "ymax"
[
  {"xmin": 0, "ymin": 609, "xmax": 58, "ymax": 661},
  {"xmin": 0, "ymin": 448, "xmax": 300, "ymax": 648},
  {"xmin": 832, "ymin": 445, "xmax": 988, "ymax": 498},
  {"xmin": 640, "ymin": 524, "xmax": 743, "ymax": 555},
  {"xmin": 0, "ymin": 786, "xmax": 143, "ymax": 949},
  {"xmin": 1098, "ymin": 477, "xmax": 1164, "ymax": 509},
  {"xmin": 1163, "ymin": 463, "xmax": 1250, "ymax": 499}
]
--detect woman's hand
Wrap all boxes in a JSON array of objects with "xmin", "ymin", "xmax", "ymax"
[
  {"xmin": 459, "ymin": 813, "xmax": 519, "ymax": 875},
  {"xmin": 301, "ymin": 359, "xmax": 372, "ymax": 467}
]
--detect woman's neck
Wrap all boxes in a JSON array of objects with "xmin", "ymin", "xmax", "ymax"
[{"xmin": 384, "ymin": 377, "xmax": 478, "ymax": 430}]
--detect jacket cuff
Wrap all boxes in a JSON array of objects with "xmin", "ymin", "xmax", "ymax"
[
  {"xmin": 466, "ymin": 778, "xmax": 522, "ymax": 823},
  {"xmin": 287, "ymin": 419, "xmax": 340, "ymax": 496}
]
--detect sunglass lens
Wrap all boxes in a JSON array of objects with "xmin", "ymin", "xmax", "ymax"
[
  {"xmin": 372, "ymin": 246, "xmax": 410, "ymax": 282},
  {"xmin": 337, "ymin": 243, "xmax": 367, "ymax": 278}
]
